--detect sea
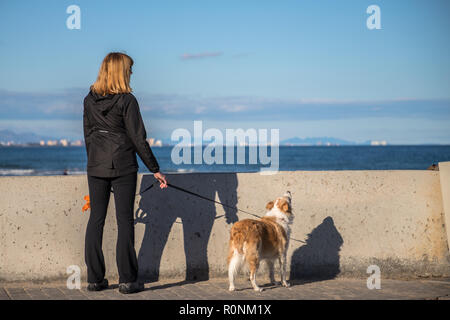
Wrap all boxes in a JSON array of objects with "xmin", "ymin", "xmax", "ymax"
[{"xmin": 0, "ymin": 145, "xmax": 450, "ymax": 176}]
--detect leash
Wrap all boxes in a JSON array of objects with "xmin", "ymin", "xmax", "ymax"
[
  {"xmin": 166, "ymin": 183, "xmax": 264, "ymax": 220},
  {"xmin": 102, "ymin": 179, "xmax": 306, "ymax": 243},
  {"xmin": 145, "ymin": 181, "xmax": 305, "ymax": 243},
  {"xmin": 110, "ymin": 181, "xmax": 260, "ymax": 218}
]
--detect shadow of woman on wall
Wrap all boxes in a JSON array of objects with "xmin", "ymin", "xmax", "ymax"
[
  {"xmin": 135, "ymin": 173, "xmax": 238, "ymax": 284},
  {"xmin": 289, "ymin": 216, "xmax": 343, "ymax": 284}
]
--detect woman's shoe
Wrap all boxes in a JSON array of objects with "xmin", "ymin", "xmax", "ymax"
[
  {"xmin": 87, "ymin": 278, "xmax": 109, "ymax": 291},
  {"xmin": 118, "ymin": 282, "xmax": 144, "ymax": 294}
]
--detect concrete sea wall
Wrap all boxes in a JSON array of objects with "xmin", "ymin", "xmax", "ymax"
[{"xmin": 1, "ymin": 162, "xmax": 450, "ymax": 282}]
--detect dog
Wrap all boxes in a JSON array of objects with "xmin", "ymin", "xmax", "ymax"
[{"xmin": 227, "ymin": 191, "xmax": 293, "ymax": 292}]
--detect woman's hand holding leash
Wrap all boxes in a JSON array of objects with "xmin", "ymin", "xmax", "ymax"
[{"xmin": 154, "ymin": 172, "xmax": 168, "ymax": 189}]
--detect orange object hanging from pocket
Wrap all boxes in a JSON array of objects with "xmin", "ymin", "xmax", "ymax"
[{"xmin": 82, "ymin": 195, "xmax": 90, "ymax": 212}]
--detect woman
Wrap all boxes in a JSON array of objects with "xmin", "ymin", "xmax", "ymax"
[{"xmin": 83, "ymin": 52, "xmax": 167, "ymax": 294}]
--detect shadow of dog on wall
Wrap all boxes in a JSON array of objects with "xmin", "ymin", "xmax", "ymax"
[
  {"xmin": 135, "ymin": 173, "xmax": 238, "ymax": 284},
  {"xmin": 289, "ymin": 216, "xmax": 343, "ymax": 284}
]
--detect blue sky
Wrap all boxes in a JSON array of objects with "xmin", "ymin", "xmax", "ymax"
[{"xmin": 0, "ymin": 0, "xmax": 449, "ymax": 144}]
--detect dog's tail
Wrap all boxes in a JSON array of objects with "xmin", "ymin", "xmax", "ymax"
[
  {"xmin": 227, "ymin": 237, "xmax": 244, "ymax": 265},
  {"xmin": 228, "ymin": 241, "xmax": 245, "ymax": 282},
  {"xmin": 228, "ymin": 224, "xmax": 247, "ymax": 256},
  {"xmin": 227, "ymin": 225, "xmax": 247, "ymax": 277}
]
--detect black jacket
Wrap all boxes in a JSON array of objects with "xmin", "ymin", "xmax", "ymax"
[{"xmin": 83, "ymin": 90, "xmax": 160, "ymax": 177}]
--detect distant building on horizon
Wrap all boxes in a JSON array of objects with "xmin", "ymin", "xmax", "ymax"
[
  {"xmin": 147, "ymin": 137, "xmax": 162, "ymax": 147},
  {"xmin": 370, "ymin": 140, "xmax": 388, "ymax": 146},
  {"xmin": 70, "ymin": 140, "xmax": 83, "ymax": 146},
  {"xmin": 46, "ymin": 140, "xmax": 58, "ymax": 146},
  {"xmin": 59, "ymin": 139, "xmax": 69, "ymax": 147}
]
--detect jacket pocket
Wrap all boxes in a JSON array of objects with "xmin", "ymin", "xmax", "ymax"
[
  {"xmin": 109, "ymin": 133, "xmax": 138, "ymax": 169},
  {"xmin": 113, "ymin": 154, "xmax": 138, "ymax": 169},
  {"xmin": 87, "ymin": 133, "xmax": 114, "ymax": 168}
]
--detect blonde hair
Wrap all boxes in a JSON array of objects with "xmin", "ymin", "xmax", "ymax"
[{"xmin": 91, "ymin": 52, "xmax": 134, "ymax": 95}]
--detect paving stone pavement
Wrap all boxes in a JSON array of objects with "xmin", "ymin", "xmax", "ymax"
[{"xmin": 0, "ymin": 277, "xmax": 449, "ymax": 300}]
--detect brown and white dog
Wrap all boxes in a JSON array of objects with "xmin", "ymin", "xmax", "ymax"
[{"xmin": 227, "ymin": 191, "xmax": 293, "ymax": 292}]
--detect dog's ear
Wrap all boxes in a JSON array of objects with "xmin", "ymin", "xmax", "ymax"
[
  {"xmin": 266, "ymin": 201, "xmax": 274, "ymax": 210},
  {"xmin": 282, "ymin": 202, "xmax": 289, "ymax": 213},
  {"xmin": 277, "ymin": 198, "xmax": 290, "ymax": 213}
]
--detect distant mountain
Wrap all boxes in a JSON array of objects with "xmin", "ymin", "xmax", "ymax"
[
  {"xmin": 281, "ymin": 136, "xmax": 358, "ymax": 146},
  {"xmin": 0, "ymin": 129, "xmax": 58, "ymax": 144},
  {"xmin": 281, "ymin": 137, "xmax": 390, "ymax": 146}
]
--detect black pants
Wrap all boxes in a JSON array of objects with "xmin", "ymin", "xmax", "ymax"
[{"xmin": 85, "ymin": 172, "xmax": 138, "ymax": 284}]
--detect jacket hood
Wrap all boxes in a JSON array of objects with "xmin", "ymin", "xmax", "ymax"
[{"xmin": 87, "ymin": 90, "xmax": 123, "ymax": 116}]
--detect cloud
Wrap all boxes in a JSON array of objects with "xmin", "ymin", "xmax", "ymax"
[
  {"xmin": 180, "ymin": 51, "xmax": 223, "ymax": 60},
  {"xmin": 137, "ymin": 94, "xmax": 450, "ymax": 121},
  {"xmin": 0, "ymin": 88, "xmax": 85, "ymax": 120},
  {"xmin": 0, "ymin": 88, "xmax": 449, "ymax": 123},
  {"xmin": 218, "ymin": 104, "xmax": 249, "ymax": 113}
]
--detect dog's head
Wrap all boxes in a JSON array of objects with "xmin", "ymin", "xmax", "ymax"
[{"xmin": 265, "ymin": 191, "xmax": 293, "ymax": 222}]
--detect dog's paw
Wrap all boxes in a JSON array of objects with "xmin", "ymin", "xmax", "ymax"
[
  {"xmin": 282, "ymin": 281, "xmax": 290, "ymax": 288},
  {"xmin": 229, "ymin": 286, "xmax": 236, "ymax": 292},
  {"xmin": 254, "ymin": 287, "xmax": 264, "ymax": 292}
]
